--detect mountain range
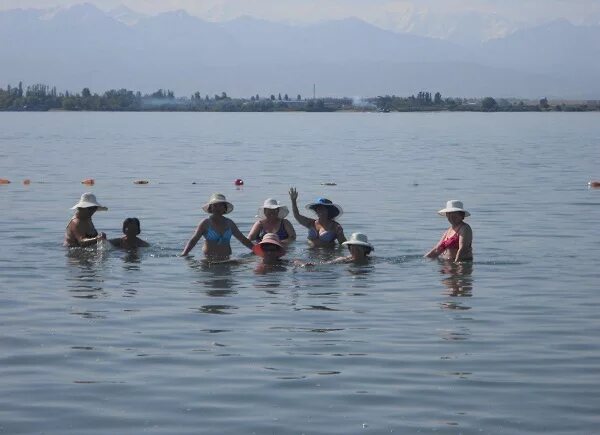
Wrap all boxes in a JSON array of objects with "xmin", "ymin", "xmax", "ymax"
[{"xmin": 1, "ymin": 4, "xmax": 599, "ymax": 98}]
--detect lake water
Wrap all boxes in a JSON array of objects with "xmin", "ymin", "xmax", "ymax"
[{"xmin": 1, "ymin": 112, "xmax": 599, "ymax": 434}]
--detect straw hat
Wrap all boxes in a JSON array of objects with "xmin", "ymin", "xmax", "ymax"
[
  {"xmin": 437, "ymin": 200, "xmax": 470, "ymax": 217},
  {"xmin": 342, "ymin": 232, "xmax": 373, "ymax": 250},
  {"xmin": 257, "ymin": 198, "xmax": 289, "ymax": 219},
  {"xmin": 71, "ymin": 192, "xmax": 108, "ymax": 211},
  {"xmin": 305, "ymin": 197, "xmax": 343, "ymax": 219},
  {"xmin": 202, "ymin": 193, "xmax": 234, "ymax": 214},
  {"xmin": 254, "ymin": 233, "xmax": 286, "ymax": 257}
]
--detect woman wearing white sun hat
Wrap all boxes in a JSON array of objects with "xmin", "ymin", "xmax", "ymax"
[
  {"xmin": 330, "ymin": 232, "xmax": 374, "ymax": 264},
  {"xmin": 247, "ymin": 198, "xmax": 296, "ymax": 243},
  {"xmin": 425, "ymin": 200, "xmax": 473, "ymax": 262},
  {"xmin": 181, "ymin": 193, "xmax": 254, "ymax": 260},
  {"xmin": 64, "ymin": 192, "xmax": 108, "ymax": 247}
]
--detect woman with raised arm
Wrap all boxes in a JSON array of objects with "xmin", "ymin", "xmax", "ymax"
[
  {"xmin": 289, "ymin": 187, "xmax": 346, "ymax": 247},
  {"xmin": 248, "ymin": 198, "xmax": 296, "ymax": 243},
  {"xmin": 64, "ymin": 192, "xmax": 108, "ymax": 247},
  {"xmin": 425, "ymin": 200, "xmax": 473, "ymax": 262},
  {"xmin": 181, "ymin": 193, "xmax": 254, "ymax": 261}
]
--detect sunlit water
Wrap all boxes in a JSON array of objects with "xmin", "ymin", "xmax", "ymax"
[{"xmin": 1, "ymin": 112, "xmax": 599, "ymax": 434}]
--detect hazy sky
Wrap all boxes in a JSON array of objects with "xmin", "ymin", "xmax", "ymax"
[{"xmin": 1, "ymin": 0, "xmax": 599, "ymax": 27}]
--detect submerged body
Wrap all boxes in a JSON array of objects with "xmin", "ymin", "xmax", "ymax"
[
  {"xmin": 289, "ymin": 187, "xmax": 346, "ymax": 248},
  {"xmin": 64, "ymin": 193, "xmax": 107, "ymax": 247},
  {"xmin": 181, "ymin": 194, "xmax": 254, "ymax": 261},
  {"xmin": 426, "ymin": 201, "xmax": 473, "ymax": 262}
]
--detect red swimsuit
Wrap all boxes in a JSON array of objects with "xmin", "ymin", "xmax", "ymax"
[{"xmin": 437, "ymin": 225, "xmax": 462, "ymax": 253}]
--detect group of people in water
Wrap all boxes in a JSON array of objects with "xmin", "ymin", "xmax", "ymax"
[{"xmin": 64, "ymin": 190, "xmax": 473, "ymax": 265}]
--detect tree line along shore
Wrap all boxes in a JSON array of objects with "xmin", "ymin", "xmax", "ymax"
[{"xmin": 0, "ymin": 83, "xmax": 598, "ymax": 113}]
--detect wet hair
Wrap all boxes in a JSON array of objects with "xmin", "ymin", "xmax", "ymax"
[{"xmin": 123, "ymin": 217, "xmax": 141, "ymax": 235}]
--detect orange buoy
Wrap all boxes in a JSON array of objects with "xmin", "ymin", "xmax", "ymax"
[
  {"xmin": 589, "ymin": 180, "xmax": 600, "ymax": 189},
  {"xmin": 234, "ymin": 178, "xmax": 244, "ymax": 186},
  {"xmin": 133, "ymin": 180, "xmax": 149, "ymax": 185},
  {"xmin": 0, "ymin": 178, "xmax": 10, "ymax": 184},
  {"xmin": 23, "ymin": 179, "xmax": 31, "ymax": 185},
  {"xmin": 81, "ymin": 178, "xmax": 95, "ymax": 186}
]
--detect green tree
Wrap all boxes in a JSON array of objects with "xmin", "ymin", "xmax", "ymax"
[{"xmin": 481, "ymin": 97, "xmax": 498, "ymax": 111}]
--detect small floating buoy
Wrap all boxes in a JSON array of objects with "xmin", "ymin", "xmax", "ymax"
[
  {"xmin": 234, "ymin": 178, "xmax": 244, "ymax": 186},
  {"xmin": 81, "ymin": 178, "xmax": 95, "ymax": 186},
  {"xmin": 23, "ymin": 179, "xmax": 31, "ymax": 185},
  {"xmin": 0, "ymin": 178, "xmax": 10, "ymax": 184},
  {"xmin": 589, "ymin": 180, "xmax": 600, "ymax": 188},
  {"xmin": 133, "ymin": 180, "xmax": 149, "ymax": 185}
]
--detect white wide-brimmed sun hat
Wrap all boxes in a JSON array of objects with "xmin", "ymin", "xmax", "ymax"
[
  {"xmin": 342, "ymin": 232, "xmax": 373, "ymax": 250},
  {"xmin": 71, "ymin": 192, "xmax": 108, "ymax": 211},
  {"xmin": 437, "ymin": 200, "xmax": 470, "ymax": 217},
  {"xmin": 202, "ymin": 193, "xmax": 234, "ymax": 214},
  {"xmin": 305, "ymin": 197, "xmax": 343, "ymax": 219},
  {"xmin": 257, "ymin": 198, "xmax": 289, "ymax": 219}
]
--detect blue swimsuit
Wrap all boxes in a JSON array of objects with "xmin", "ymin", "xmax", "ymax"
[
  {"xmin": 205, "ymin": 221, "xmax": 232, "ymax": 245},
  {"xmin": 307, "ymin": 222, "xmax": 337, "ymax": 243}
]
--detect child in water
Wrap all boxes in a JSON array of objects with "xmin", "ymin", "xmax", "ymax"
[{"xmin": 110, "ymin": 218, "xmax": 149, "ymax": 249}]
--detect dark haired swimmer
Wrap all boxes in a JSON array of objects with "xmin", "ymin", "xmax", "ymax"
[
  {"xmin": 64, "ymin": 193, "xmax": 107, "ymax": 247},
  {"xmin": 109, "ymin": 218, "xmax": 149, "ymax": 249},
  {"xmin": 289, "ymin": 187, "xmax": 346, "ymax": 247},
  {"xmin": 181, "ymin": 193, "xmax": 254, "ymax": 261},
  {"xmin": 425, "ymin": 200, "xmax": 473, "ymax": 262},
  {"xmin": 331, "ymin": 233, "xmax": 374, "ymax": 264}
]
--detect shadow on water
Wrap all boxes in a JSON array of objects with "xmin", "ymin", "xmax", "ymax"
[{"xmin": 65, "ymin": 246, "xmax": 109, "ymax": 300}]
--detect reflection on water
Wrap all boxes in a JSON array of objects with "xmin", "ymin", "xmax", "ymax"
[
  {"xmin": 65, "ymin": 247, "xmax": 109, "ymax": 299},
  {"xmin": 440, "ymin": 261, "xmax": 473, "ymax": 299},
  {"xmin": 186, "ymin": 258, "xmax": 238, "ymax": 297},
  {"xmin": 121, "ymin": 250, "xmax": 141, "ymax": 269}
]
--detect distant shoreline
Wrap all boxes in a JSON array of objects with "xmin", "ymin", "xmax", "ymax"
[{"xmin": 1, "ymin": 83, "xmax": 599, "ymax": 113}]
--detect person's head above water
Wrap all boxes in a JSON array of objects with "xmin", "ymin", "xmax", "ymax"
[
  {"xmin": 438, "ymin": 200, "xmax": 470, "ymax": 226},
  {"xmin": 122, "ymin": 217, "xmax": 141, "ymax": 236},
  {"xmin": 258, "ymin": 198, "xmax": 289, "ymax": 220},
  {"xmin": 305, "ymin": 197, "xmax": 343, "ymax": 220},
  {"xmin": 71, "ymin": 192, "xmax": 107, "ymax": 211},
  {"xmin": 202, "ymin": 193, "xmax": 234, "ymax": 215},
  {"xmin": 342, "ymin": 232, "xmax": 373, "ymax": 258},
  {"xmin": 253, "ymin": 233, "xmax": 286, "ymax": 259}
]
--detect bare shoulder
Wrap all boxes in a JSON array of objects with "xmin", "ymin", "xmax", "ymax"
[
  {"xmin": 461, "ymin": 223, "xmax": 473, "ymax": 234},
  {"xmin": 108, "ymin": 238, "xmax": 122, "ymax": 248}
]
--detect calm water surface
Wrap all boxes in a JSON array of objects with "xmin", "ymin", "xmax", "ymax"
[{"xmin": 1, "ymin": 112, "xmax": 599, "ymax": 434}]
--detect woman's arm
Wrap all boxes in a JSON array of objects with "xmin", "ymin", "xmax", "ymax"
[
  {"xmin": 335, "ymin": 222, "xmax": 346, "ymax": 244},
  {"xmin": 289, "ymin": 187, "xmax": 314, "ymax": 228},
  {"xmin": 283, "ymin": 219, "xmax": 296, "ymax": 241},
  {"xmin": 181, "ymin": 220, "xmax": 206, "ymax": 256},
  {"xmin": 454, "ymin": 225, "xmax": 473, "ymax": 262},
  {"xmin": 68, "ymin": 221, "xmax": 106, "ymax": 247},
  {"xmin": 247, "ymin": 220, "xmax": 262, "ymax": 241},
  {"xmin": 425, "ymin": 232, "xmax": 446, "ymax": 258},
  {"xmin": 231, "ymin": 221, "xmax": 255, "ymax": 250}
]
